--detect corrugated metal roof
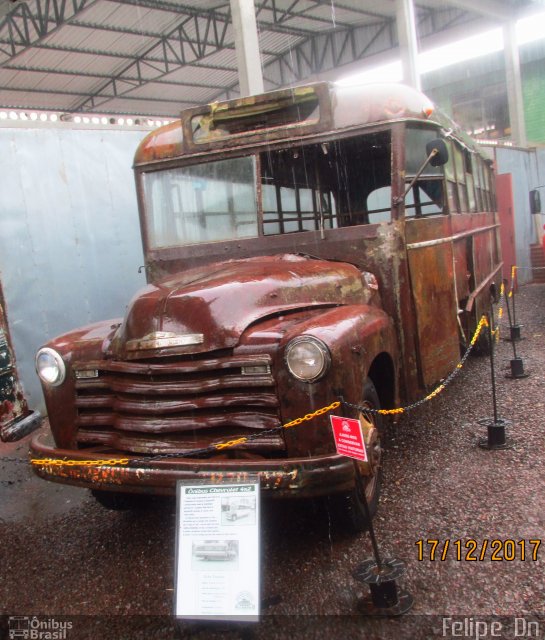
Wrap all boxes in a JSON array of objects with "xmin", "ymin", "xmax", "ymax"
[
  {"xmin": 99, "ymin": 96, "xmax": 196, "ymax": 114},
  {"xmin": 126, "ymin": 81, "xmax": 216, "ymax": 102},
  {"xmin": 42, "ymin": 25, "xmax": 157, "ymax": 55},
  {"xmin": 78, "ymin": 3, "xmax": 187, "ymax": 34},
  {"xmin": 161, "ymin": 64, "xmax": 238, "ymax": 86},
  {"xmin": 0, "ymin": 90, "xmax": 78, "ymax": 110},
  {"xmin": 0, "ymin": 0, "xmax": 540, "ymax": 117},
  {"xmin": 257, "ymin": 30, "xmax": 304, "ymax": 52}
]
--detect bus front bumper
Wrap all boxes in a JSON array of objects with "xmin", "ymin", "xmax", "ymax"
[{"xmin": 29, "ymin": 429, "xmax": 356, "ymax": 498}]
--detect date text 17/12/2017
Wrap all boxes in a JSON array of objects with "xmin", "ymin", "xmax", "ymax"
[{"xmin": 416, "ymin": 539, "xmax": 541, "ymax": 562}]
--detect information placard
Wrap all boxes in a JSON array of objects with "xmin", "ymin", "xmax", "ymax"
[{"xmin": 175, "ymin": 479, "xmax": 260, "ymax": 621}]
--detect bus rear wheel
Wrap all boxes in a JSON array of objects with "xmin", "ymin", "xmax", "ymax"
[{"xmin": 328, "ymin": 378, "xmax": 383, "ymax": 534}]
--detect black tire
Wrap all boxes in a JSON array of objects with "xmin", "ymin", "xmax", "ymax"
[
  {"xmin": 328, "ymin": 378, "xmax": 384, "ymax": 534},
  {"xmin": 91, "ymin": 489, "xmax": 150, "ymax": 511},
  {"xmin": 473, "ymin": 330, "xmax": 493, "ymax": 357}
]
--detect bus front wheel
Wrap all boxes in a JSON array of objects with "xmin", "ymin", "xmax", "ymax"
[
  {"xmin": 91, "ymin": 489, "xmax": 151, "ymax": 511},
  {"xmin": 328, "ymin": 378, "xmax": 384, "ymax": 534}
]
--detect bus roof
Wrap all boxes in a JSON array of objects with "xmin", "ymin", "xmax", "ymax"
[{"xmin": 134, "ymin": 81, "xmax": 476, "ymax": 167}]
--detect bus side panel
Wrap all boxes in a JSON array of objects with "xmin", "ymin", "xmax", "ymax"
[
  {"xmin": 452, "ymin": 238, "xmax": 471, "ymax": 303},
  {"xmin": 451, "ymin": 211, "xmax": 503, "ymax": 324}
]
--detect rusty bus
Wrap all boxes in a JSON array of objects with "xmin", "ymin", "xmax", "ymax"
[{"xmin": 31, "ymin": 82, "xmax": 501, "ymax": 531}]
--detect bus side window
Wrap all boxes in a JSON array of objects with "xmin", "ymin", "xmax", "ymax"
[
  {"xmin": 403, "ymin": 181, "xmax": 444, "ymax": 218},
  {"xmin": 444, "ymin": 139, "xmax": 459, "ymax": 213},
  {"xmin": 453, "ymin": 142, "xmax": 469, "ymax": 213},
  {"xmin": 464, "ymin": 149, "xmax": 477, "ymax": 213},
  {"xmin": 405, "ymin": 126, "xmax": 446, "ymax": 217},
  {"xmin": 367, "ymin": 187, "xmax": 392, "ymax": 223},
  {"xmin": 471, "ymin": 153, "xmax": 483, "ymax": 211},
  {"xmin": 486, "ymin": 164, "xmax": 496, "ymax": 210},
  {"xmin": 480, "ymin": 160, "xmax": 491, "ymax": 211},
  {"xmin": 478, "ymin": 160, "xmax": 487, "ymax": 211}
]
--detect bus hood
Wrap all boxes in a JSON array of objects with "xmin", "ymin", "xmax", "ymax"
[{"xmin": 113, "ymin": 254, "xmax": 369, "ymax": 357}]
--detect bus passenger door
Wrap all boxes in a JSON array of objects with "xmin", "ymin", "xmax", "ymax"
[{"xmin": 405, "ymin": 204, "xmax": 460, "ymax": 388}]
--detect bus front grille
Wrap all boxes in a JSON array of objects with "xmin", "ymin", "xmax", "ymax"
[{"xmin": 73, "ymin": 354, "xmax": 283, "ymax": 456}]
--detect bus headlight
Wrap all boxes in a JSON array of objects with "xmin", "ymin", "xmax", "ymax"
[
  {"xmin": 285, "ymin": 337, "xmax": 330, "ymax": 382},
  {"xmin": 35, "ymin": 348, "xmax": 66, "ymax": 386}
]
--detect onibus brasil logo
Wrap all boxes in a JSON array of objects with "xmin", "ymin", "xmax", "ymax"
[{"xmin": 8, "ymin": 616, "xmax": 72, "ymax": 639}]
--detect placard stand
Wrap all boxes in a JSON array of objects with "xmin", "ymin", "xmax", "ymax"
[{"xmin": 174, "ymin": 478, "xmax": 260, "ymax": 622}]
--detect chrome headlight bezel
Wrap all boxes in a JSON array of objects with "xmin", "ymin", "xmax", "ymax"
[
  {"xmin": 285, "ymin": 336, "xmax": 331, "ymax": 383},
  {"xmin": 35, "ymin": 347, "xmax": 66, "ymax": 387}
]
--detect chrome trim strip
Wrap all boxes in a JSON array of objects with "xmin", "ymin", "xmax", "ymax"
[
  {"xmin": 406, "ymin": 223, "xmax": 500, "ymax": 250},
  {"xmin": 126, "ymin": 332, "xmax": 204, "ymax": 351},
  {"xmin": 241, "ymin": 364, "xmax": 272, "ymax": 376}
]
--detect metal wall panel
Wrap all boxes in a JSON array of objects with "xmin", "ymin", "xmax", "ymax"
[
  {"xmin": 494, "ymin": 146, "xmax": 545, "ymax": 283},
  {"xmin": 536, "ymin": 148, "xmax": 545, "ymax": 246},
  {"xmin": 0, "ymin": 126, "xmax": 147, "ymax": 412}
]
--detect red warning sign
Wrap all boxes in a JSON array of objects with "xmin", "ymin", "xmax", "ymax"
[{"xmin": 330, "ymin": 415, "xmax": 368, "ymax": 462}]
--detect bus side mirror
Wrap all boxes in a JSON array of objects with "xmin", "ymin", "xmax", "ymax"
[
  {"xmin": 530, "ymin": 189, "xmax": 541, "ymax": 215},
  {"xmin": 426, "ymin": 139, "xmax": 449, "ymax": 167}
]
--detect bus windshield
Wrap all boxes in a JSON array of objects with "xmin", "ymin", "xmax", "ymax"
[{"xmin": 142, "ymin": 130, "xmax": 392, "ymax": 249}]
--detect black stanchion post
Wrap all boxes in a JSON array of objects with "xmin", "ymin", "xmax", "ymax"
[
  {"xmin": 504, "ymin": 280, "xmax": 516, "ymax": 352},
  {"xmin": 506, "ymin": 268, "xmax": 522, "ymax": 342},
  {"xmin": 478, "ymin": 312, "xmax": 512, "ymax": 450},
  {"xmin": 352, "ymin": 461, "xmax": 413, "ymax": 616},
  {"xmin": 360, "ymin": 478, "xmax": 383, "ymax": 571},
  {"xmin": 512, "ymin": 271, "xmax": 518, "ymax": 327},
  {"xmin": 489, "ymin": 311, "xmax": 499, "ymax": 424},
  {"xmin": 503, "ymin": 279, "xmax": 530, "ymax": 379}
]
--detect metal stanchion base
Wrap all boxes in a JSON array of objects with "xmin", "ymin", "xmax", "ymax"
[
  {"xmin": 477, "ymin": 418, "xmax": 513, "ymax": 450},
  {"xmin": 478, "ymin": 437, "xmax": 513, "ymax": 450},
  {"xmin": 354, "ymin": 557, "xmax": 407, "ymax": 583},
  {"xmin": 357, "ymin": 590, "xmax": 414, "ymax": 617},
  {"xmin": 505, "ymin": 357, "xmax": 529, "ymax": 379},
  {"xmin": 353, "ymin": 558, "xmax": 413, "ymax": 617},
  {"xmin": 503, "ymin": 325, "xmax": 523, "ymax": 342}
]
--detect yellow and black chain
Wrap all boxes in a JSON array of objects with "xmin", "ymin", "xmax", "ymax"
[
  {"xmin": 30, "ymin": 402, "xmax": 341, "ymax": 468},
  {"xmin": 29, "ymin": 458, "xmax": 132, "ymax": 467},
  {"xmin": 492, "ymin": 281, "xmax": 506, "ymax": 342}
]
